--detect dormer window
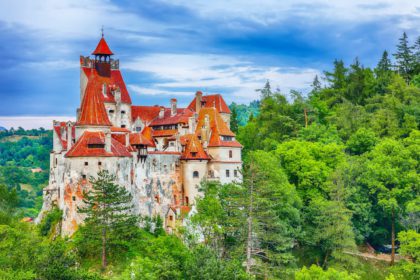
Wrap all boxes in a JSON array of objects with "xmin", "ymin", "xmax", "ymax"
[
  {"xmin": 191, "ymin": 152, "xmax": 197, "ymax": 157},
  {"xmin": 221, "ymin": 136, "xmax": 233, "ymax": 141},
  {"xmin": 88, "ymin": 143, "xmax": 105, "ymax": 149},
  {"xmin": 109, "ymin": 109, "xmax": 115, "ymax": 114}
]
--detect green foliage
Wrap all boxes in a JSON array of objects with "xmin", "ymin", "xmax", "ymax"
[
  {"xmin": 295, "ymin": 265, "xmax": 360, "ymax": 280},
  {"xmin": 346, "ymin": 128, "xmax": 378, "ymax": 155},
  {"xmin": 39, "ymin": 207, "xmax": 62, "ymax": 236}
]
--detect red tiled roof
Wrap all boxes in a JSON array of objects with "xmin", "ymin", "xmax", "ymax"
[
  {"xmin": 131, "ymin": 105, "xmax": 161, "ymax": 123},
  {"xmin": 181, "ymin": 134, "xmax": 210, "ymax": 160},
  {"xmin": 141, "ymin": 126, "xmax": 156, "ymax": 147},
  {"xmin": 92, "ymin": 37, "xmax": 114, "ymax": 55},
  {"xmin": 82, "ymin": 68, "xmax": 132, "ymax": 104},
  {"xmin": 66, "ymin": 131, "xmax": 131, "ymax": 157},
  {"xmin": 77, "ymin": 74, "xmax": 112, "ymax": 126},
  {"xmin": 152, "ymin": 129, "xmax": 178, "ymax": 137},
  {"xmin": 129, "ymin": 132, "xmax": 154, "ymax": 146},
  {"xmin": 187, "ymin": 93, "xmax": 231, "ymax": 114},
  {"xmin": 150, "ymin": 108, "xmax": 194, "ymax": 126},
  {"xmin": 53, "ymin": 122, "xmax": 75, "ymax": 150},
  {"xmin": 195, "ymin": 107, "xmax": 242, "ymax": 148},
  {"xmin": 111, "ymin": 126, "xmax": 130, "ymax": 133}
]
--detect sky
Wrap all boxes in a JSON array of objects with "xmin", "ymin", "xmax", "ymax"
[{"xmin": 0, "ymin": 0, "xmax": 419, "ymax": 129}]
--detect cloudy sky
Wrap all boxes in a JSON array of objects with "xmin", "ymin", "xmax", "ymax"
[{"xmin": 0, "ymin": 0, "xmax": 419, "ymax": 128}]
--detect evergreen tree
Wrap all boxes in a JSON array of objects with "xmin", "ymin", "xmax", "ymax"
[
  {"xmin": 325, "ymin": 59, "xmax": 347, "ymax": 90},
  {"xmin": 230, "ymin": 106, "xmax": 239, "ymax": 133},
  {"xmin": 257, "ymin": 80, "xmax": 272, "ymax": 99},
  {"xmin": 393, "ymin": 32, "xmax": 415, "ymax": 83},
  {"xmin": 244, "ymin": 151, "xmax": 301, "ymax": 278},
  {"xmin": 375, "ymin": 51, "xmax": 393, "ymax": 94},
  {"xmin": 77, "ymin": 170, "xmax": 138, "ymax": 270}
]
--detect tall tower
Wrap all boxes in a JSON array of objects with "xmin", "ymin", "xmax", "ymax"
[{"xmin": 92, "ymin": 32, "xmax": 114, "ymax": 77}]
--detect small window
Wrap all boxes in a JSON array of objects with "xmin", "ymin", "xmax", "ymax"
[
  {"xmin": 136, "ymin": 127, "xmax": 142, "ymax": 132},
  {"xmin": 191, "ymin": 152, "xmax": 197, "ymax": 157},
  {"xmin": 82, "ymin": 174, "xmax": 86, "ymax": 179},
  {"xmin": 55, "ymin": 158, "xmax": 58, "ymax": 165},
  {"xmin": 121, "ymin": 110, "xmax": 126, "ymax": 114},
  {"xmin": 229, "ymin": 150, "xmax": 233, "ymax": 158},
  {"xmin": 121, "ymin": 125, "xmax": 126, "ymax": 128},
  {"xmin": 98, "ymin": 161, "xmax": 102, "ymax": 166},
  {"xmin": 226, "ymin": 170, "xmax": 230, "ymax": 178},
  {"xmin": 185, "ymin": 196, "xmax": 189, "ymax": 206},
  {"xmin": 169, "ymin": 215, "xmax": 173, "ymax": 221},
  {"xmin": 193, "ymin": 171, "xmax": 199, "ymax": 178},
  {"xmin": 84, "ymin": 161, "xmax": 88, "ymax": 166},
  {"xmin": 72, "ymin": 196, "xmax": 76, "ymax": 201},
  {"xmin": 234, "ymin": 170, "xmax": 238, "ymax": 177},
  {"xmin": 109, "ymin": 109, "xmax": 115, "ymax": 114}
]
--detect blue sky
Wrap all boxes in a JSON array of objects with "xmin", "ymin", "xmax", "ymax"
[{"xmin": 0, "ymin": 0, "xmax": 419, "ymax": 128}]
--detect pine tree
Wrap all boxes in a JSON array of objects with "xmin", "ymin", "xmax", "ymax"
[
  {"xmin": 257, "ymin": 80, "xmax": 273, "ymax": 99},
  {"xmin": 375, "ymin": 51, "xmax": 393, "ymax": 94},
  {"xmin": 78, "ymin": 170, "xmax": 138, "ymax": 270},
  {"xmin": 310, "ymin": 75, "xmax": 322, "ymax": 95},
  {"xmin": 243, "ymin": 151, "xmax": 301, "ymax": 278},
  {"xmin": 325, "ymin": 59, "xmax": 347, "ymax": 90},
  {"xmin": 230, "ymin": 106, "xmax": 239, "ymax": 133},
  {"xmin": 393, "ymin": 32, "xmax": 415, "ymax": 83}
]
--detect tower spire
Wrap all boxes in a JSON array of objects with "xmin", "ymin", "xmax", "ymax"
[{"xmin": 101, "ymin": 25, "xmax": 104, "ymax": 38}]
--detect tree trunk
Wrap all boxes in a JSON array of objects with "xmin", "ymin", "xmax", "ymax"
[
  {"xmin": 246, "ymin": 166, "xmax": 254, "ymax": 274},
  {"xmin": 102, "ymin": 227, "xmax": 107, "ymax": 270},
  {"xmin": 391, "ymin": 209, "xmax": 395, "ymax": 266}
]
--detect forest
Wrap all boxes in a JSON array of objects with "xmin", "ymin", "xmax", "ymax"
[{"xmin": 0, "ymin": 32, "xmax": 418, "ymax": 279}]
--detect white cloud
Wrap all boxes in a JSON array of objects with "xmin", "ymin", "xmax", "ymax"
[
  {"xmin": 124, "ymin": 53, "xmax": 320, "ymax": 103},
  {"xmin": 165, "ymin": 0, "xmax": 420, "ymax": 27},
  {"xmin": 0, "ymin": 116, "xmax": 75, "ymax": 130}
]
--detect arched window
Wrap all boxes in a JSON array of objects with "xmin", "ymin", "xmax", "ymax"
[{"xmin": 193, "ymin": 171, "xmax": 199, "ymax": 178}]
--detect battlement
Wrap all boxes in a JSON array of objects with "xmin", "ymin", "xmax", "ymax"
[{"xmin": 80, "ymin": 56, "xmax": 119, "ymax": 70}]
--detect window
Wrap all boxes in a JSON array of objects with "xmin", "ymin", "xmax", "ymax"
[
  {"xmin": 193, "ymin": 171, "xmax": 199, "ymax": 178},
  {"xmin": 221, "ymin": 136, "xmax": 233, "ymax": 141},
  {"xmin": 169, "ymin": 215, "xmax": 173, "ymax": 221},
  {"xmin": 84, "ymin": 161, "xmax": 88, "ymax": 166},
  {"xmin": 121, "ymin": 110, "xmax": 126, "ymax": 114},
  {"xmin": 191, "ymin": 152, "xmax": 197, "ymax": 157},
  {"xmin": 229, "ymin": 150, "xmax": 233, "ymax": 158},
  {"xmin": 234, "ymin": 170, "xmax": 238, "ymax": 177},
  {"xmin": 88, "ymin": 143, "xmax": 104, "ymax": 149},
  {"xmin": 136, "ymin": 127, "xmax": 142, "ymax": 132},
  {"xmin": 226, "ymin": 170, "xmax": 230, "ymax": 177},
  {"xmin": 185, "ymin": 196, "xmax": 189, "ymax": 206},
  {"xmin": 82, "ymin": 174, "xmax": 86, "ymax": 179},
  {"xmin": 98, "ymin": 161, "xmax": 102, "ymax": 166},
  {"xmin": 121, "ymin": 125, "xmax": 126, "ymax": 128},
  {"xmin": 72, "ymin": 196, "xmax": 76, "ymax": 201},
  {"xmin": 109, "ymin": 109, "xmax": 115, "ymax": 114}
]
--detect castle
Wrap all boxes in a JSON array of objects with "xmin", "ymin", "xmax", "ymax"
[{"xmin": 38, "ymin": 35, "xmax": 242, "ymax": 235}]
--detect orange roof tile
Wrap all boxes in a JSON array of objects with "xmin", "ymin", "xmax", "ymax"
[
  {"xmin": 150, "ymin": 108, "xmax": 194, "ymax": 126},
  {"xmin": 152, "ymin": 129, "xmax": 177, "ymax": 137},
  {"xmin": 92, "ymin": 37, "xmax": 114, "ymax": 55},
  {"xmin": 66, "ymin": 131, "xmax": 131, "ymax": 157},
  {"xmin": 82, "ymin": 68, "xmax": 132, "ymax": 104},
  {"xmin": 181, "ymin": 134, "xmax": 210, "ymax": 160},
  {"xmin": 187, "ymin": 93, "xmax": 231, "ymax": 114},
  {"xmin": 195, "ymin": 108, "xmax": 242, "ymax": 148},
  {"xmin": 129, "ymin": 132, "xmax": 154, "ymax": 146},
  {"xmin": 111, "ymin": 126, "xmax": 130, "ymax": 133},
  {"xmin": 131, "ymin": 105, "xmax": 161, "ymax": 123},
  {"xmin": 141, "ymin": 126, "xmax": 156, "ymax": 147},
  {"xmin": 77, "ymin": 74, "xmax": 112, "ymax": 126}
]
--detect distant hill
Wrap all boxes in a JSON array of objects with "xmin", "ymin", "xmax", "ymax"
[{"xmin": 0, "ymin": 126, "xmax": 6, "ymax": 131}]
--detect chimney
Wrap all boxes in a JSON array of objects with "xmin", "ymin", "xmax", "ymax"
[
  {"xmin": 125, "ymin": 133, "xmax": 130, "ymax": 147},
  {"xmin": 159, "ymin": 106, "xmax": 165, "ymax": 119},
  {"xmin": 105, "ymin": 132, "xmax": 112, "ymax": 153},
  {"xmin": 195, "ymin": 91, "xmax": 203, "ymax": 112},
  {"xmin": 188, "ymin": 116, "xmax": 196, "ymax": 134},
  {"xmin": 66, "ymin": 122, "xmax": 72, "ymax": 150},
  {"xmin": 201, "ymin": 114, "xmax": 210, "ymax": 148},
  {"xmin": 170, "ymin": 98, "xmax": 177, "ymax": 116}
]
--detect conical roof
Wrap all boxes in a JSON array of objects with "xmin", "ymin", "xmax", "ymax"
[{"xmin": 92, "ymin": 37, "xmax": 114, "ymax": 55}]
